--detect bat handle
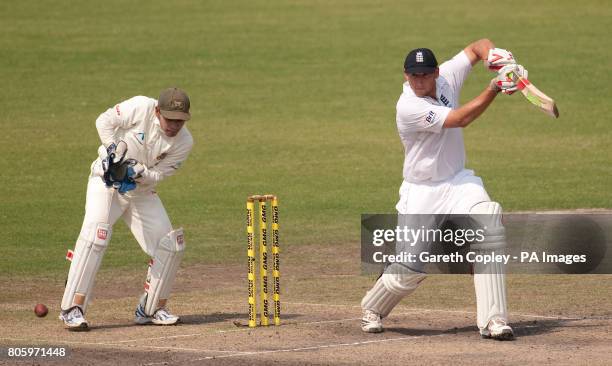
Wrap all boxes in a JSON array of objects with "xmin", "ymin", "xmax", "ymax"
[{"xmin": 517, "ymin": 76, "xmax": 530, "ymax": 91}]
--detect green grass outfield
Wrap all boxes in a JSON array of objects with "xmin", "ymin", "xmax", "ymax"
[{"xmin": 1, "ymin": 0, "xmax": 610, "ymax": 277}]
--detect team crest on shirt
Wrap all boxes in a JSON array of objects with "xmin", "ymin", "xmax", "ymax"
[
  {"xmin": 156, "ymin": 152, "xmax": 168, "ymax": 161},
  {"xmin": 134, "ymin": 132, "xmax": 145, "ymax": 145}
]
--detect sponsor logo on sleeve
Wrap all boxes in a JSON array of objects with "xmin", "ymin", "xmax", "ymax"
[
  {"xmin": 440, "ymin": 95, "xmax": 450, "ymax": 106},
  {"xmin": 425, "ymin": 110, "xmax": 436, "ymax": 125},
  {"xmin": 177, "ymin": 234, "xmax": 184, "ymax": 246},
  {"xmin": 115, "ymin": 105, "xmax": 121, "ymax": 116}
]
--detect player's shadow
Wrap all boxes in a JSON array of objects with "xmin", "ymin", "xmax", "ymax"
[
  {"xmin": 90, "ymin": 312, "xmax": 302, "ymax": 331},
  {"xmin": 89, "ymin": 312, "xmax": 244, "ymax": 331},
  {"xmin": 385, "ymin": 324, "xmax": 474, "ymax": 337},
  {"xmin": 385, "ymin": 318, "xmax": 594, "ymax": 338},
  {"xmin": 177, "ymin": 312, "xmax": 245, "ymax": 325},
  {"xmin": 184, "ymin": 312, "xmax": 301, "ymax": 327},
  {"xmin": 511, "ymin": 319, "xmax": 604, "ymax": 338},
  {"xmin": 228, "ymin": 312, "xmax": 302, "ymax": 326}
]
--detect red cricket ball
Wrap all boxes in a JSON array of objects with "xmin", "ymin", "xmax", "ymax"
[{"xmin": 34, "ymin": 303, "xmax": 48, "ymax": 318}]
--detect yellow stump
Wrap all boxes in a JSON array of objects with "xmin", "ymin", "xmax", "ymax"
[
  {"xmin": 246, "ymin": 194, "xmax": 280, "ymax": 327},
  {"xmin": 259, "ymin": 198, "xmax": 269, "ymax": 326},
  {"xmin": 271, "ymin": 197, "xmax": 281, "ymax": 326},
  {"xmin": 246, "ymin": 200, "xmax": 256, "ymax": 328}
]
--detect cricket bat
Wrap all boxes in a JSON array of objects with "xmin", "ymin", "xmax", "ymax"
[{"xmin": 516, "ymin": 76, "xmax": 559, "ymax": 118}]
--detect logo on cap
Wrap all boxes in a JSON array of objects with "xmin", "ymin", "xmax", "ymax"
[
  {"xmin": 171, "ymin": 100, "xmax": 185, "ymax": 110},
  {"xmin": 158, "ymin": 87, "xmax": 191, "ymax": 121},
  {"xmin": 416, "ymin": 52, "xmax": 424, "ymax": 63}
]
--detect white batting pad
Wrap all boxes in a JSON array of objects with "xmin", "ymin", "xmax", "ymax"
[
  {"xmin": 361, "ymin": 263, "xmax": 426, "ymax": 318},
  {"xmin": 61, "ymin": 222, "xmax": 111, "ymax": 312},
  {"xmin": 470, "ymin": 201, "xmax": 508, "ymax": 329},
  {"xmin": 144, "ymin": 228, "xmax": 185, "ymax": 315}
]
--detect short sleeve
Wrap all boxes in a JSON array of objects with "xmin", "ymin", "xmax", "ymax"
[
  {"xmin": 439, "ymin": 51, "xmax": 472, "ymax": 98},
  {"xmin": 396, "ymin": 97, "xmax": 451, "ymax": 134}
]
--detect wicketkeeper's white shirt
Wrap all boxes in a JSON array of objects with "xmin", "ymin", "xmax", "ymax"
[
  {"xmin": 396, "ymin": 51, "xmax": 472, "ymax": 183},
  {"xmin": 93, "ymin": 96, "xmax": 194, "ymax": 194}
]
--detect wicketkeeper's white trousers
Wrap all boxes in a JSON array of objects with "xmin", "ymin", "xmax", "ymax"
[
  {"xmin": 81, "ymin": 175, "xmax": 173, "ymax": 256},
  {"xmin": 61, "ymin": 172, "xmax": 175, "ymax": 312}
]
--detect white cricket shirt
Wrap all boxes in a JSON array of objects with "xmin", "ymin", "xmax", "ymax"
[
  {"xmin": 396, "ymin": 51, "xmax": 472, "ymax": 182},
  {"xmin": 93, "ymin": 96, "xmax": 194, "ymax": 194}
]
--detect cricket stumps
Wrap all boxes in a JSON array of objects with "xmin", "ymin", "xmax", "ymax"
[{"xmin": 247, "ymin": 194, "xmax": 280, "ymax": 327}]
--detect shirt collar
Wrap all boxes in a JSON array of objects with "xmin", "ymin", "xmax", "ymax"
[
  {"xmin": 402, "ymin": 79, "xmax": 446, "ymax": 104},
  {"xmin": 153, "ymin": 101, "xmax": 161, "ymax": 127}
]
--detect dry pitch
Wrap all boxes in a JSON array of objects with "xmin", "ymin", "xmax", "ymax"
[{"xmin": 1, "ymin": 242, "xmax": 611, "ymax": 365}]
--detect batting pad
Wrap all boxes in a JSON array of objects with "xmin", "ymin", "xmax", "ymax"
[
  {"xmin": 144, "ymin": 228, "xmax": 185, "ymax": 315},
  {"xmin": 470, "ymin": 201, "xmax": 508, "ymax": 330},
  {"xmin": 361, "ymin": 263, "xmax": 426, "ymax": 318},
  {"xmin": 61, "ymin": 222, "xmax": 111, "ymax": 312}
]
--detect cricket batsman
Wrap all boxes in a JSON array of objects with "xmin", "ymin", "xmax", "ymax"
[
  {"xmin": 361, "ymin": 40, "xmax": 526, "ymax": 340},
  {"xmin": 59, "ymin": 87, "xmax": 194, "ymax": 330}
]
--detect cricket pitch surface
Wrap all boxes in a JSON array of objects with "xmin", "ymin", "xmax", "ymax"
[{"xmin": 2, "ymin": 242, "xmax": 611, "ymax": 365}]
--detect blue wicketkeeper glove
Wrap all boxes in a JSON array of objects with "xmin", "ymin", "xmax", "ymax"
[
  {"xmin": 101, "ymin": 141, "xmax": 141, "ymax": 194},
  {"xmin": 117, "ymin": 164, "xmax": 138, "ymax": 194},
  {"xmin": 102, "ymin": 141, "xmax": 128, "ymax": 188}
]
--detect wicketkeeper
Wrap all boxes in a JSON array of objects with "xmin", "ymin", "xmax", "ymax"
[
  {"xmin": 361, "ymin": 40, "xmax": 526, "ymax": 340},
  {"xmin": 59, "ymin": 87, "xmax": 194, "ymax": 330}
]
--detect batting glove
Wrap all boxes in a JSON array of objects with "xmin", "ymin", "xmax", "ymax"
[
  {"xmin": 486, "ymin": 48, "xmax": 516, "ymax": 72},
  {"xmin": 490, "ymin": 64, "xmax": 528, "ymax": 95}
]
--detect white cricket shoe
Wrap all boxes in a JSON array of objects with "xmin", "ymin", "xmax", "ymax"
[
  {"xmin": 134, "ymin": 302, "xmax": 180, "ymax": 325},
  {"xmin": 480, "ymin": 318, "xmax": 514, "ymax": 340},
  {"xmin": 59, "ymin": 306, "xmax": 88, "ymax": 331},
  {"xmin": 361, "ymin": 310, "xmax": 383, "ymax": 333}
]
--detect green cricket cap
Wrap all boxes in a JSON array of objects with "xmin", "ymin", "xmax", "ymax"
[{"xmin": 158, "ymin": 87, "xmax": 191, "ymax": 121}]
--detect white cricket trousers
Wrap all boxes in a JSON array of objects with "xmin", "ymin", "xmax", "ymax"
[
  {"xmin": 395, "ymin": 169, "xmax": 490, "ymax": 214},
  {"xmin": 80, "ymin": 175, "xmax": 173, "ymax": 256}
]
